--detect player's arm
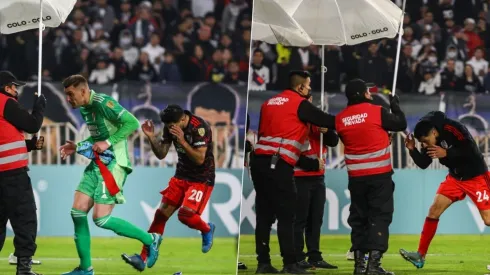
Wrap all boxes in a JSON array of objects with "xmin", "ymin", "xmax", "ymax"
[
  {"xmin": 408, "ymin": 147, "xmax": 433, "ymax": 169},
  {"xmin": 149, "ymin": 127, "xmax": 172, "ymax": 160},
  {"xmin": 380, "ymin": 95, "xmax": 407, "ymax": 132},
  {"xmin": 99, "ymin": 98, "xmax": 139, "ymax": 145},
  {"xmin": 180, "ymin": 125, "xmax": 211, "ymax": 165},
  {"xmin": 297, "ymin": 100, "xmax": 336, "ymax": 129},
  {"xmin": 443, "ymin": 121, "xmax": 474, "ymax": 159}
]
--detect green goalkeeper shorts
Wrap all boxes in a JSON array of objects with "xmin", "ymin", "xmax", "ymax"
[{"xmin": 77, "ymin": 161, "xmax": 127, "ymax": 205}]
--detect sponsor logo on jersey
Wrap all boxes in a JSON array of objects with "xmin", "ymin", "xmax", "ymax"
[{"xmin": 106, "ymin": 101, "xmax": 115, "ymax": 109}]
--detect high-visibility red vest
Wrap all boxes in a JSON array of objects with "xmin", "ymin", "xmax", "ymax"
[
  {"xmin": 0, "ymin": 93, "xmax": 28, "ymax": 172},
  {"xmin": 335, "ymin": 103, "xmax": 392, "ymax": 177},
  {"xmin": 254, "ymin": 90, "xmax": 309, "ymax": 166},
  {"xmin": 294, "ymin": 125, "xmax": 327, "ymax": 177}
]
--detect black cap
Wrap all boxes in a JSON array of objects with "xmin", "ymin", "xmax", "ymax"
[
  {"xmin": 289, "ymin": 70, "xmax": 311, "ymax": 79},
  {"xmin": 0, "ymin": 71, "xmax": 26, "ymax": 88},
  {"xmin": 345, "ymin": 79, "xmax": 375, "ymax": 99}
]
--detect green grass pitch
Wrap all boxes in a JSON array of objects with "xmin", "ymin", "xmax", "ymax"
[
  {"xmin": 0, "ymin": 237, "xmax": 238, "ymax": 274},
  {"xmin": 238, "ymin": 235, "xmax": 490, "ymax": 275}
]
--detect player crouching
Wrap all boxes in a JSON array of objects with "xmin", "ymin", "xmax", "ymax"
[
  {"xmin": 400, "ymin": 111, "xmax": 490, "ymax": 269},
  {"xmin": 122, "ymin": 105, "xmax": 216, "ymax": 272}
]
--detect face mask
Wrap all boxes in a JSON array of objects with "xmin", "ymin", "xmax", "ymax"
[
  {"xmin": 447, "ymin": 51, "xmax": 457, "ymax": 58},
  {"xmin": 429, "ymin": 56, "xmax": 437, "ymax": 63},
  {"xmin": 421, "ymin": 38, "xmax": 430, "ymax": 45},
  {"xmin": 120, "ymin": 37, "xmax": 132, "ymax": 48}
]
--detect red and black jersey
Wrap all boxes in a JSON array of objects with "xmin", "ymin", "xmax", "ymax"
[{"xmin": 163, "ymin": 111, "xmax": 215, "ymax": 185}]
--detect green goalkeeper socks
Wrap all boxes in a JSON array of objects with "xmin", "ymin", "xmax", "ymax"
[
  {"xmin": 94, "ymin": 215, "xmax": 153, "ymax": 246},
  {"xmin": 71, "ymin": 208, "xmax": 92, "ymax": 270}
]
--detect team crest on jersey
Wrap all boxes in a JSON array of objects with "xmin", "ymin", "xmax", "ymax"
[
  {"xmin": 198, "ymin": 128, "xmax": 205, "ymax": 136},
  {"xmin": 106, "ymin": 101, "xmax": 114, "ymax": 109},
  {"xmin": 440, "ymin": 140, "xmax": 448, "ymax": 149}
]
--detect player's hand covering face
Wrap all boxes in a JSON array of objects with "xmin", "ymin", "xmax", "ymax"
[
  {"xmin": 427, "ymin": 145, "xmax": 447, "ymax": 159},
  {"xmin": 405, "ymin": 133, "xmax": 415, "ymax": 150},
  {"xmin": 169, "ymin": 125, "xmax": 185, "ymax": 144}
]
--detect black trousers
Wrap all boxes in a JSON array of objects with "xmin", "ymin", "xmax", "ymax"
[
  {"xmin": 0, "ymin": 171, "xmax": 38, "ymax": 257},
  {"xmin": 251, "ymin": 155, "xmax": 297, "ymax": 265},
  {"xmin": 294, "ymin": 176, "xmax": 326, "ymax": 262},
  {"xmin": 348, "ymin": 174, "xmax": 394, "ymax": 254}
]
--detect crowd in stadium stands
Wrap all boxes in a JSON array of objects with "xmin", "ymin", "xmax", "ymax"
[
  {"xmin": 249, "ymin": 0, "xmax": 490, "ymax": 95},
  {"xmin": 0, "ymin": 0, "xmax": 251, "ymax": 86}
]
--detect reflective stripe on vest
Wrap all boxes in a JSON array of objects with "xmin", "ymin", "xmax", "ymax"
[
  {"xmin": 0, "ymin": 140, "xmax": 28, "ymax": 169},
  {"xmin": 254, "ymin": 136, "xmax": 302, "ymax": 163},
  {"xmin": 344, "ymin": 145, "xmax": 391, "ymax": 172}
]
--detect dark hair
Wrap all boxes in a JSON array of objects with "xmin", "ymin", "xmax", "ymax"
[
  {"xmin": 189, "ymin": 83, "xmax": 237, "ymax": 120},
  {"xmin": 289, "ymin": 70, "xmax": 311, "ymax": 88},
  {"xmin": 414, "ymin": 120, "xmax": 434, "ymax": 139},
  {"xmin": 62, "ymin": 75, "xmax": 87, "ymax": 89},
  {"xmin": 160, "ymin": 104, "xmax": 184, "ymax": 124},
  {"xmin": 253, "ymin": 48, "xmax": 264, "ymax": 56}
]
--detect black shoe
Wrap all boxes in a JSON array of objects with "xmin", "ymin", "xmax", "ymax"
[
  {"xmin": 281, "ymin": 263, "xmax": 315, "ymax": 274},
  {"xmin": 353, "ymin": 251, "xmax": 367, "ymax": 275},
  {"xmin": 308, "ymin": 260, "xmax": 338, "ymax": 269},
  {"xmin": 238, "ymin": 261, "xmax": 248, "ymax": 270},
  {"xmin": 366, "ymin": 250, "xmax": 394, "ymax": 275},
  {"xmin": 297, "ymin": 260, "xmax": 313, "ymax": 269},
  {"xmin": 256, "ymin": 263, "xmax": 280, "ymax": 274},
  {"xmin": 16, "ymin": 257, "xmax": 42, "ymax": 275}
]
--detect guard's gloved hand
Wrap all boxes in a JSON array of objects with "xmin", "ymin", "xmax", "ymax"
[
  {"xmin": 26, "ymin": 135, "xmax": 44, "ymax": 151},
  {"xmin": 389, "ymin": 94, "xmax": 401, "ymax": 112},
  {"xmin": 33, "ymin": 93, "xmax": 46, "ymax": 111}
]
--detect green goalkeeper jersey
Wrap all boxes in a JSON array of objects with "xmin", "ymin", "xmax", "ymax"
[{"xmin": 78, "ymin": 90, "xmax": 139, "ymax": 173}]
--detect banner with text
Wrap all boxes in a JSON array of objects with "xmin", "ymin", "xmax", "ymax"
[{"xmin": 240, "ymin": 169, "xmax": 490, "ymax": 235}]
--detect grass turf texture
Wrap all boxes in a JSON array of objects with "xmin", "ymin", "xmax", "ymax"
[
  {"xmin": 238, "ymin": 235, "xmax": 490, "ymax": 275},
  {"xmin": 0, "ymin": 237, "xmax": 238, "ymax": 274}
]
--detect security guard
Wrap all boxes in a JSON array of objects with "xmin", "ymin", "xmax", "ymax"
[
  {"xmin": 294, "ymin": 97, "xmax": 339, "ymax": 270},
  {"xmin": 335, "ymin": 79, "xmax": 406, "ymax": 275},
  {"xmin": 252, "ymin": 71, "xmax": 336, "ymax": 274},
  {"xmin": 0, "ymin": 71, "xmax": 46, "ymax": 275}
]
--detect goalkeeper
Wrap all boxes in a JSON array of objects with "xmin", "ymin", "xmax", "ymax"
[{"xmin": 58, "ymin": 75, "xmax": 162, "ymax": 275}]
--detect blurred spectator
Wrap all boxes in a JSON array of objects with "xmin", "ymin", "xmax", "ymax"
[
  {"xmin": 223, "ymin": 60, "xmax": 246, "ymax": 85},
  {"xmin": 89, "ymin": 58, "xmax": 114, "ymax": 85},
  {"xmin": 141, "ymin": 33, "xmax": 165, "ymax": 66},
  {"xmin": 446, "ymin": 28, "xmax": 469, "ymax": 61},
  {"xmin": 397, "ymin": 45, "xmax": 417, "ymax": 93},
  {"xmin": 441, "ymin": 45, "xmax": 464, "ymax": 77},
  {"xmin": 289, "ymin": 47, "xmax": 319, "ymax": 77},
  {"xmin": 119, "ymin": 29, "xmax": 140, "ymax": 69},
  {"xmin": 130, "ymin": 51, "xmax": 158, "ymax": 82},
  {"xmin": 457, "ymin": 64, "xmax": 484, "ymax": 93},
  {"xmin": 359, "ymin": 42, "xmax": 387, "ymax": 87},
  {"xmin": 221, "ymin": 0, "xmax": 248, "ymax": 33},
  {"xmin": 402, "ymin": 27, "xmax": 422, "ymax": 58},
  {"xmin": 417, "ymin": 12, "xmax": 442, "ymax": 43},
  {"xmin": 248, "ymin": 49, "xmax": 269, "ymax": 91},
  {"xmin": 323, "ymin": 46, "xmax": 342, "ymax": 91},
  {"xmin": 463, "ymin": 18, "xmax": 484, "ymax": 58},
  {"xmin": 207, "ymin": 49, "xmax": 226, "ymax": 83},
  {"xmin": 419, "ymin": 71, "xmax": 440, "ymax": 95},
  {"xmin": 467, "ymin": 47, "xmax": 489, "ymax": 83},
  {"xmin": 128, "ymin": 4, "xmax": 159, "ymax": 47},
  {"xmin": 89, "ymin": 0, "xmax": 115, "ymax": 33},
  {"xmin": 159, "ymin": 52, "xmax": 182, "ymax": 82},
  {"xmin": 111, "ymin": 47, "xmax": 130, "ymax": 82},
  {"xmin": 438, "ymin": 59, "xmax": 460, "ymax": 91},
  {"xmin": 187, "ymin": 44, "xmax": 209, "ymax": 82},
  {"xmin": 196, "ymin": 24, "xmax": 217, "ymax": 60},
  {"xmin": 484, "ymin": 64, "xmax": 490, "ymax": 93}
]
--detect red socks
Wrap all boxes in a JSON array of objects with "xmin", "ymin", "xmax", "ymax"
[
  {"xmin": 417, "ymin": 217, "xmax": 439, "ymax": 257},
  {"xmin": 178, "ymin": 208, "xmax": 210, "ymax": 233},
  {"xmin": 141, "ymin": 209, "xmax": 168, "ymax": 261}
]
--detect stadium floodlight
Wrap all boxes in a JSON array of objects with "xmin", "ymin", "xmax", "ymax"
[
  {"xmin": 252, "ymin": 0, "xmax": 406, "ymax": 156},
  {"xmin": 0, "ymin": 0, "xmax": 76, "ymax": 97}
]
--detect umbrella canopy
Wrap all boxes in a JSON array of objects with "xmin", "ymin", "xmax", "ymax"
[
  {"xmin": 253, "ymin": 0, "xmax": 403, "ymax": 46},
  {"xmin": 252, "ymin": 0, "xmax": 312, "ymax": 47},
  {"xmin": 0, "ymin": 0, "xmax": 76, "ymax": 34}
]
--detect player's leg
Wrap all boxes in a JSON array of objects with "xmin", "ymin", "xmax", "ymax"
[
  {"xmin": 178, "ymin": 182, "xmax": 215, "ymax": 253},
  {"xmin": 399, "ymin": 177, "xmax": 458, "ymax": 269},
  {"xmin": 461, "ymin": 172, "xmax": 490, "ymax": 225},
  {"xmin": 92, "ymin": 164, "xmax": 162, "ymax": 269},
  {"xmin": 293, "ymin": 177, "xmax": 312, "ymax": 268},
  {"xmin": 122, "ymin": 177, "xmax": 184, "ymax": 271},
  {"xmin": 63, "ymin": 164, "xmax": 96, "ymax": 275}
]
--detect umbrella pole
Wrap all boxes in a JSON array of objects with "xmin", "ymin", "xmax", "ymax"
[
  {"xmin": 391, "ymin": 0, "xmax": 407, "ymax": 96},
  {"xmin": 319, "ymin": 45, "xmax": 326, "ymax": 158},
  {"xmin": 37, "ymin": 0, "xmax": 44, "ymax": 97}
]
